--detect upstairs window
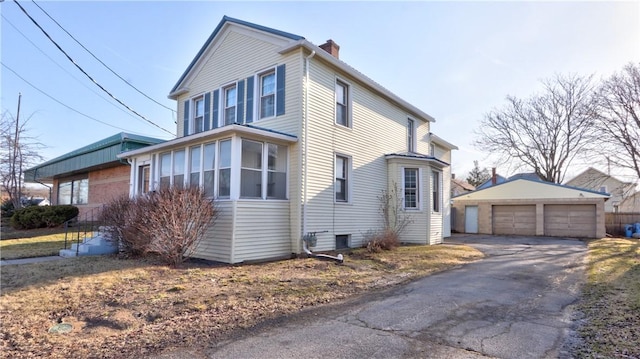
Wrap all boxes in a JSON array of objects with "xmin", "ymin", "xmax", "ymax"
[
  {"xmin": 430, "ymin": 143, "xmax": 435, "ymax": 157},
  {"xmin": 407, "ymin": 118, "xmax": 415, "ymax": 152},
  {"xmin": 260, "ymin": 71, "xmax": 276, "ymax": 119},
  {"xmin": 336, "ymin": 80, "xmax": 350, "ymax": 127},
  {"xmin": 194, "ymin": 96, "xmax": 204, "ymax": 134},
  {"xmin": 403, "ymin": 168, "xmax": 419, "ymax": 209},
  {"xmin": 224, "ymin": 85, "xmax": 237, "ymax": 125},
  {"xmin": 335, "ymin": 155, "xmax": 350, "ymax": 202}
]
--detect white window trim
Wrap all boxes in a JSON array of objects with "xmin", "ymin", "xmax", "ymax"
[
  {"xmin": 256, "ymin": 67, "xmax": 277, "ymax": 121},
  {"xmin": 222, "ymin": 83, "xmax": 238, "ymax": 126},
  {"xmin": 334, "ymin": 153, "xmax": 352, "ymax": 204},
  {"xmin": 335, "ymin": 77, "xmax": 352, "ymax": 128},
  {"xmin": 401, "ymin": 167, "xmax": 422, "ymax": 210},
  {"xmin": 190, "ymin": 93, "xmax": 206, "ymax": 135},
  {"xmin": 432, "ymin": 169, "xmax": 441, "ymax": 213}
]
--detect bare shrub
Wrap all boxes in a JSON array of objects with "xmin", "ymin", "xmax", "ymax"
[
  {"xmin": 99, "ymin": 195, "xmax": 151, "ymax": 257},
  {"xmin": 363, "ymin": 183, "xmax": 412, "ymax": 253},
  {"xmin": 100, "ymin": 187, "xmax": 216, "ymax": 266},
  {"xmin": 362, "ymin": 229, "xmax": 400, "ymax": 253},
  {"xmin": 134, "ymin": 186, "xmax": 216, "ymax": 266}
]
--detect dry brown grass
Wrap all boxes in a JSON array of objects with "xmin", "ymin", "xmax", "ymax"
[
  {"xmin": 0, "ymin": 234, "xmax": 68, "ymax": 259},
  {"xmin": 574, "ymin": 238, "xmax": 640, "ymax": 358},
  {"xmin": 0, "ymin": 244, "xmax": 482, "ymax": 358}
]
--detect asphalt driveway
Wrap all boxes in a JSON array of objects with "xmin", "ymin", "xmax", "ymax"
[{"xmin": 158, "ymin": 234, "xmax": 587, "ymax": 359}]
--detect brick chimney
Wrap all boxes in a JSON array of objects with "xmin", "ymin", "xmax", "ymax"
[
  {"xmin": 492, "ymin": 167, "xmax": 497, "ymax": 185},
  {"xmin": 319, "ymin": 39, "xmax": 340, "ymax": 59}
]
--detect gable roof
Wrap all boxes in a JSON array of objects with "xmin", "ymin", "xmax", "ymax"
[
  {"xmin": 565, "ymin": 167, "xmax": 633, "ymax": 188},
  {"xmin": 170, "ymin": 16, "xmax": 304, "ymax": 95},
  {"xmin": 453, "ymin": 178, "xmax": 610, "ymax": 201},
  {"xmin": 452, "ymin": 178, "xmax": 475, "ymax": 192},
  {"xmin": 476, "ymin": 174, "xmax": 507, "ymax": 190},
  {"xmin": 170, "ymin": 16, "xmax": 436, "ymax": 124}
]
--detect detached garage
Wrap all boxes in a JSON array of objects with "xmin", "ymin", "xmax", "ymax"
[{"xmin": 452, "ymin": 178, "xmax": 609, "ymax": 238}]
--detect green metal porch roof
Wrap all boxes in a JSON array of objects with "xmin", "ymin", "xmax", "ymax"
[{"xmin": 24, "ymin": 132, "xmax": 165, "ymax": 183}]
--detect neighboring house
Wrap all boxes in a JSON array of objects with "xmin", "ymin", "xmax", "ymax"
[
  {"xmin": 24, "ymin": 133, "xmax": 164, "ymax": 219},
  {"xmin": 619, "ymin": 191, "xmax": 640, "ymax": 213},
  {"xmin": 565, "ymin": 167, "xmax": 637, "ymax": 213},
  {"xmin": 476, "ymin": 171, "xmax": 542, "ymax": 190},
  {"xmin": 118, "ymin": 16, "xmax": 457, "ymax": 264},
  {"xmin": 452, "ymin": 178, "xmax": 609, "ymax": 239},
  {"xmin": 451, "ymin": 176, "xmax": 475, "ymax": 197}
]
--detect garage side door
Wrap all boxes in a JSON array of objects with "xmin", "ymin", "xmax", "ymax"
[
  {"xmin": 492, "ymin": 205, "xmax": 536, "ymax": 236},
  {"xmin": 544, "ymin": 204, "xmax": 596, "ymax": 238}
]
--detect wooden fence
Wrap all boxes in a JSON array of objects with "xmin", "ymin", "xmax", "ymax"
[{"xmin": 605, "ymin": 213, "xmax": 640, "ymax": 236}]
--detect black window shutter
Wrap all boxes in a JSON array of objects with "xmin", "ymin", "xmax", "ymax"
[
  {"xmin": 237, "ymin": 80, "xmax": 245, "ymax": 124},
  {"xmin": 183, "ymin": 100, "xmax": 190, "ymax": 136},
  {"xmin": 245, "ymin": 76, "xmax": 254, "ymax": 123},
  {"xmin": 203, "ymin": 92, "xmax": 211, "ymax": 131},
  {"xmin": 212, "ymin": 89, "xmax": 219, "ymax": 128},
  {"xmin": 276, "ymin": 64, "xmax": 286, "ymax": 116}
]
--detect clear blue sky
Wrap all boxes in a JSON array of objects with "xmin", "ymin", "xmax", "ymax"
[{"xmin": 2, "ymin": 1, "xmax": 639, "ymax": 182}]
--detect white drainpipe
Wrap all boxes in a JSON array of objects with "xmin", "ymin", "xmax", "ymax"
[{"xmin": 302, "ymin": 50, "xmax": 315, "ymax": 239}]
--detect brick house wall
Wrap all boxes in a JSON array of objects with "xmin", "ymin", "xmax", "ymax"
[{"xmin": 52, "ymin": 164, "xmax": 130, "ymax": 220}]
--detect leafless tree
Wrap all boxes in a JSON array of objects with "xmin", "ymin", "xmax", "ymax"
[
  {"xmin": 474, "ymin": 74, "xmax": 598, "ymax": 183},
  {"xmin": 0, "ymin": 109, "xmax": 44, "ymax": 209},
  {"xmin": 593, "ymin": 62, "xmax": 640, "ymax": 180}
]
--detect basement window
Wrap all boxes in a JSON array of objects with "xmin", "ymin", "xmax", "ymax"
[{"xmin": 336, "ymin": 235, "xmax": 350, "ymax": 249}]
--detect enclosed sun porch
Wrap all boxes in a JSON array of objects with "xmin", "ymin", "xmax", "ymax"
[{"xmin": 118, "ymin": 124, "xmax": 298, "ymax": 264}]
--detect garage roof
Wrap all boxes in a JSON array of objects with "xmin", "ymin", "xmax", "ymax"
[{"xmin": 453, "ymin": 178, "xmax": 610, "ymax": 201}]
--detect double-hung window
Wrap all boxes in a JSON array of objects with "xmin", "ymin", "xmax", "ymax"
[
  {"xmin": 203, "ymin": 143, "xmax": 216, "ymax": 197},
  {"xmin": 159, "ymin": 152, "xmax": 171, "ymax": 189},
  {"xmin": 335, "ymin": 155, "xmax": 349, "ymax": 202},
  {"xmin": 260, "ymin": 71, "xmax": 276, "ymax": 119},
  {"xmin": 218, "ymin": 140, "xmax": 232, "ymax": 198},
  {"xmin": 432, "ymin": 171, "xmax": 440, "ymax": 212},
  {"xmin": 407, "ymin": 118, "xmax": 415, "ymax": 152},
  {"xmin": 240, "ymin": 140, "xmax": 263, "ymax": 198},
  {"xmin": 404, "ymin": 168, "xmax": 419, "ymax": 209},
  {"xmin": 172, "ymin": 150, "xmax": 185, "ymax": 189},
  {"xmin": 189, "ymin": 146, "xmax": 201, "ymax": 187},
  {"xmin": 138, "ymin": 165, "xmax": 150, "ymax": 194},
  {"xmin": 224, "ymin": 85, "xmax": 237, "ymax": 125},
  {"xmin": 193, "ymin": 96, "xmax": 204, "ymax": 134},
  {"xmin": 336, "ymin": 80, "xmax": 349, "ymax": 127}
]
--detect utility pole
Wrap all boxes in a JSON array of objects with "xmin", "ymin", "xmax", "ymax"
[{"xmin": 10, "ymin": 93, "xmax": 22, "ymax": 209}]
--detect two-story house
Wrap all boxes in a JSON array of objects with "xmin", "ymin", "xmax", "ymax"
[
  {"xmin": 566, "ymin": 167, "xmax": 638, "ymax": 213},
  {"xmin": 119, "ymin": 16, "xmax": 457, "ymax": 264}
]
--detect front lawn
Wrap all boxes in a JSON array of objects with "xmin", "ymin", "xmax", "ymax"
[
  {"xmin": 0, "ymin": 243, "xmax": 483, "ymax": 358},
  {"xmin": 0, "ymin": 234, "xmax": 68, "ymax": 259}
]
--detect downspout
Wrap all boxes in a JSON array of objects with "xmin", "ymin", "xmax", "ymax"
[
  {"xmin": 33, "ymin": 168, "xmax": 53, "ymax": 205},
  {"xmin": 302, "ymin": 50, "xmax": 315, "ymax": 240}
]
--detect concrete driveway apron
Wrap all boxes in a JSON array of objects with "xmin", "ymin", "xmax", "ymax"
[{"xmin": 200, "ymin": 235, "xmax": 587, "ymax": 359}]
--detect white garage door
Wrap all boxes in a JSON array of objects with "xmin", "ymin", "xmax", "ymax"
[
  {"xmin": 544, "ymin": 204, "xmax": 596, "ymax": 238},
  {"xmin": 492, "ymin": 205, "xmax": 536, "ymax": 236}
]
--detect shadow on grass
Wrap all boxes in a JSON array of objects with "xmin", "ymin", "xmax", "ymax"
[{"xmin": 0, "ymin": 255, "xmax": 166, "ymax": 295}]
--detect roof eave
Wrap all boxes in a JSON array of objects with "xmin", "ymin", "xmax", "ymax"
[
  {"xmin": 118, "ymin": 125, "xmax": 298, "ymax": 159},
  {"xmin": 280, "ymin": 40, "xmax": 436, "ymax": 123},
  {"xmin": 429, "ymin": 133, "xmax": 458, "ymax": 150}
]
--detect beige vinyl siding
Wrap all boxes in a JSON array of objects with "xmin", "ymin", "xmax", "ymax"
[
  {"xmin": 302, "ymin": 58, "xmax": 431, "ymax": 250},
  {"xmin": 430, "ymin": 168, "xmax": 444, "ymax": 244},
  {"xmin": 232, "ymin": 201, "xmax": 291, "ymax": 263},
  {"xmin": 176, "ymin": 29, "xmax": 303, "ymax": 138},
  {"xmin": 192, "ymin": 201, "xmax": 233, "ymax": 262}
]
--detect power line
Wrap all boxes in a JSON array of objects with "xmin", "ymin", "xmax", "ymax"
[
  {"xmin": 31, "ymin": 0, "xmax": 176, "ymax": 114},
  {"xmin": 13, "ymin": 0, "xmax": 174, "ymax": 136},
  {"xmin": 2, "ymin": 14, "xmax": 145, "ymax": 123},
  {"xmin": 3, "ymin": 61, "xmax": 136, "ymax": 133}
]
